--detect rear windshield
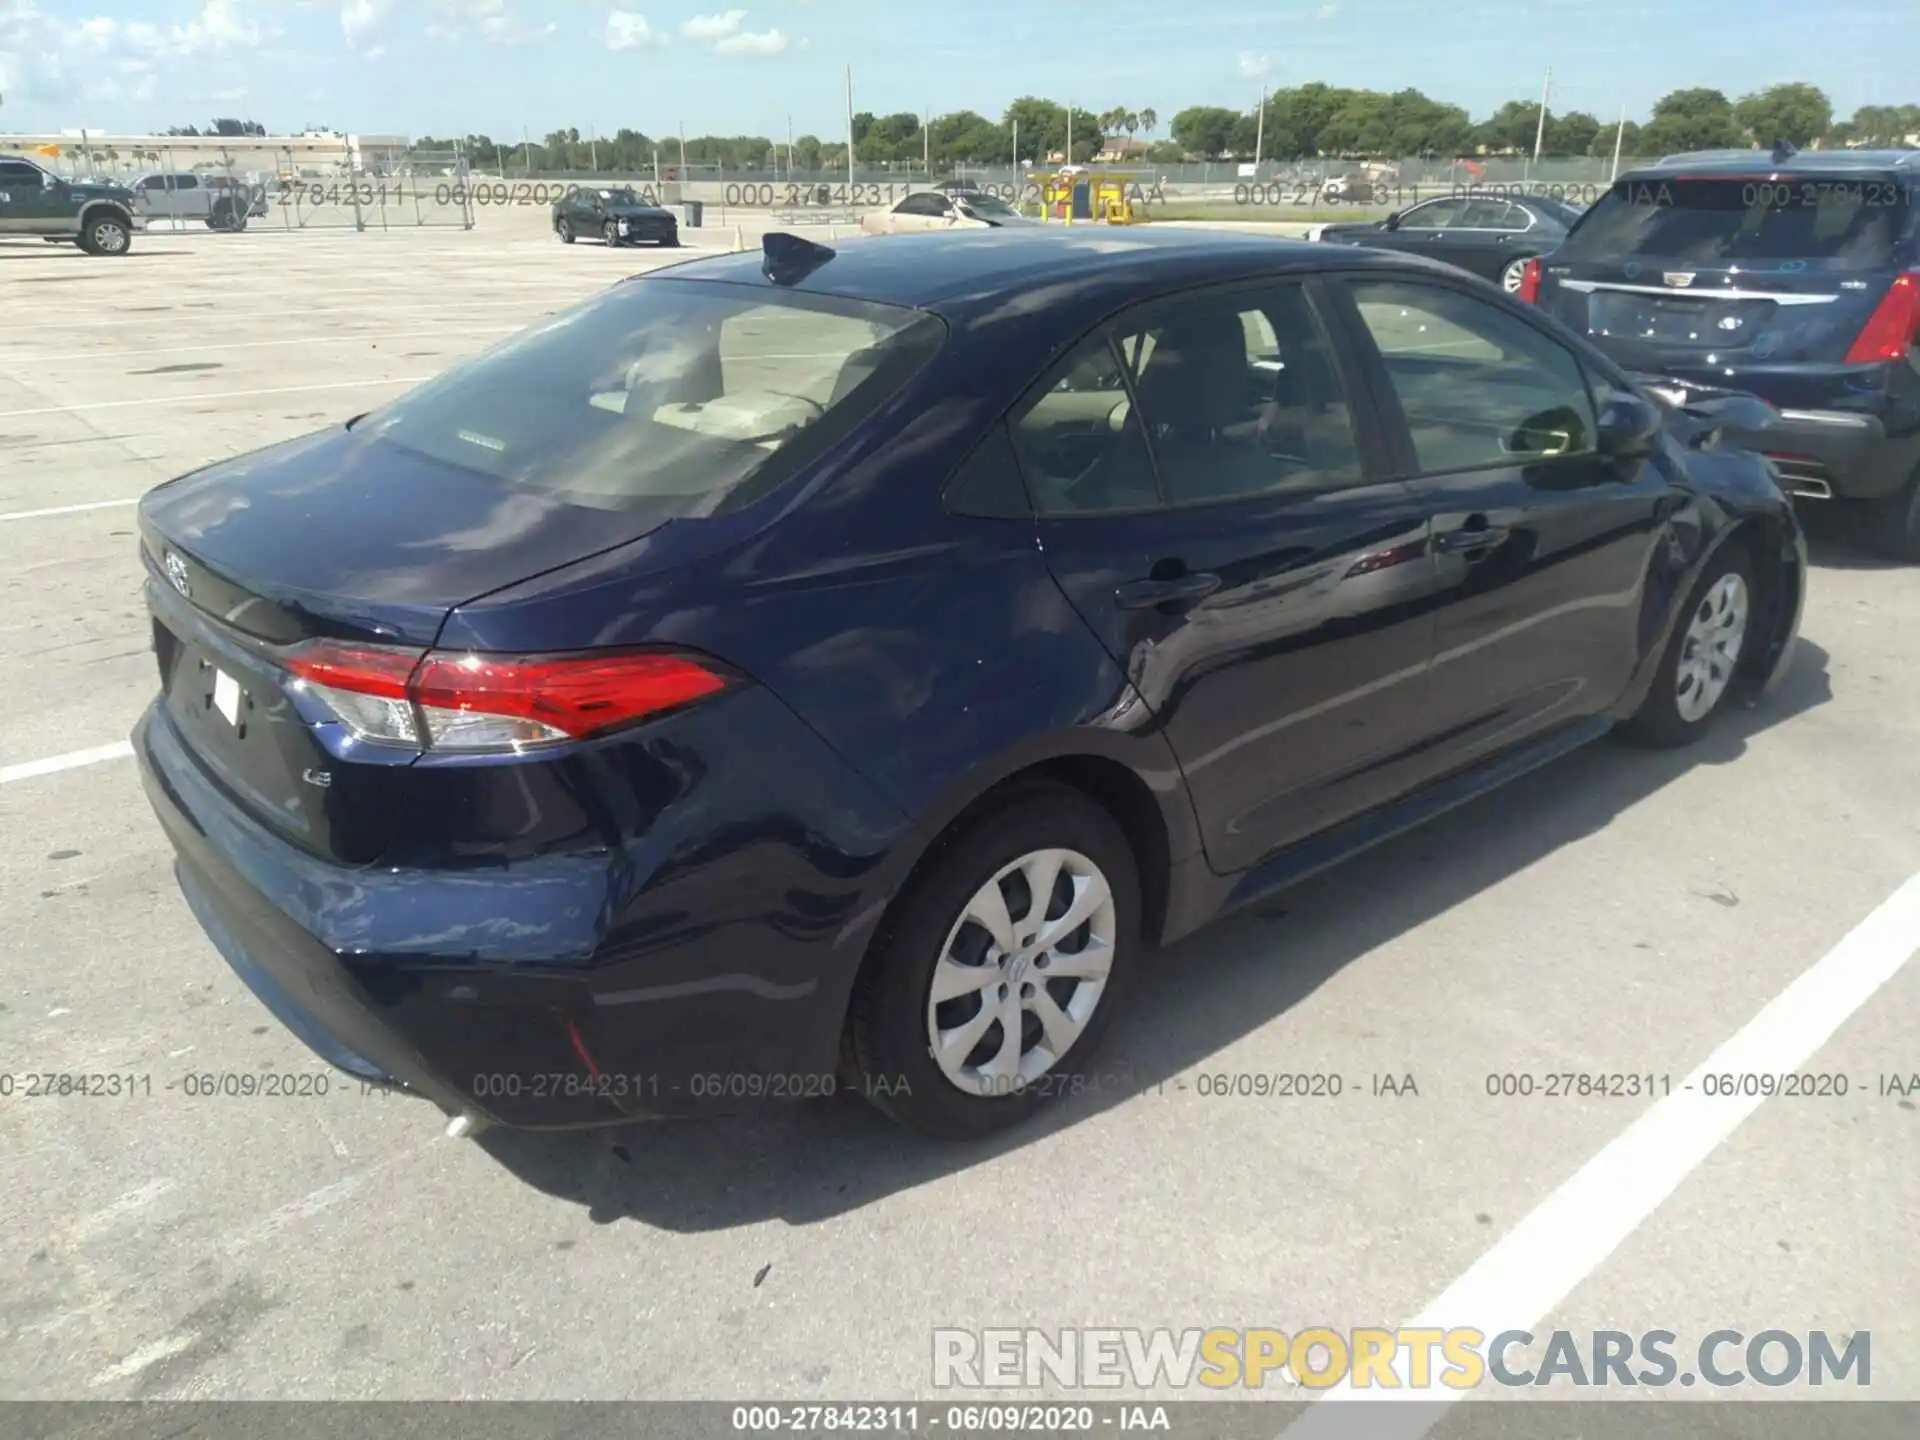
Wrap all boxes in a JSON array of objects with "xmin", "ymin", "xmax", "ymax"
[
  {"xmin": 959, "ymin": 194, "xmax": 1018, "ymax": 218},
  {"xmin": 1559, "ymin": 176, "xmax": 1913, "ymax": 269},
  {"xmin": 355, "ymin": 280, "xmax": 945, "ymax": 513}
]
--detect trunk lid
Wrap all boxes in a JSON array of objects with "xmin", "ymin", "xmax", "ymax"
[
  {"xmin": 1540, "ymin": 173, "xmax": 1913, "ymax": 368},
  {"xmin": 138, "ymin": 425, "xmax": 678, "ymax": 861}
]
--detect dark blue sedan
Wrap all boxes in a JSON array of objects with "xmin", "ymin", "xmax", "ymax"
[{"xmin": 134, "ymin": 227, "xmax": 1805, "ymax": 1140}]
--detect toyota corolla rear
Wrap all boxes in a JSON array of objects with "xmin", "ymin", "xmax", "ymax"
[
  {"xmin": 134, "ymin": 272, "xmax": 945, "ymax": 1130},
  {"xmin": 1533, "ymin": 168, "xmax": 1920, "ymax": 503}
]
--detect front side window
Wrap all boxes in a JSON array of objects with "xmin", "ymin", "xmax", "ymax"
[
  {"xmin": 0, "ymin": 162, "xmax": 45, "ymax": 185},
  {"xmin": 355, "ymin": 280, "xmax": 945, "ymax": 514},
  {"xmin": 1348, "ymin": 279, "xmax": 1596, "ymax": 474}
]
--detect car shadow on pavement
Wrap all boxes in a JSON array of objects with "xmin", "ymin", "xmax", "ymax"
[
  {"xmin": 1799, "ymin": 504, "xmax": 1908, "ymax": 571},
  {"xmin": 480, "ymin": 639, "xmax": 1834, "ymax": 1231}
]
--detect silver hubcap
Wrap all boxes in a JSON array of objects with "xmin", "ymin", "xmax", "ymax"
[
  {"xmin": 95, "ymin": 222, "xmax": 126, "ymax": 252},
  {"xmin": 926, "ymin": 848, "xmax": 1116, "ymax": 1097},
  {"xmin": 605, "ymin": 222, "xmax": 617, "ymax": 242},
  {"xmin": 1501, "ymin": 258, "xmax": 1528, "ymax": 291},
  {"xmin": 1675, "ymin": 572, "xmax": 1748, "ymax": 723}
]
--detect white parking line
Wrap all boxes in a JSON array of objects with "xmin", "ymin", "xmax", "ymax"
[
  {"xmin": 0, "ymin": 377, "xmax": 433, "ymax": 419},
  {"xmin": 0, "ymin": 741, "xmax": 134, "ymax": 786},
  {"xmin": 1275, "ymin": 869, "xmax": 1920, "ymax": 1437},
  {"xmin": 0, "ymin": 498, "xmax": 139, "ymax": 523}
]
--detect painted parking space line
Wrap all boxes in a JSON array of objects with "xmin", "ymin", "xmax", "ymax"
[
  {"xmin": 0, "ymin": 377, "xmax": 435, "ymax": 420},
  {"xmin": 1275, "ymin": 869, "xmax": 1920, "ymax": 1437},
  {"xmin": 0, "ymin": 498, "xmax": 140, "ymax": 523},
  {"xmin": 0, "ymin": 741, "xmax": 135, "ymax": 786}
]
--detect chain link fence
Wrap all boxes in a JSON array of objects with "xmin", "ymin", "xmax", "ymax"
[{"xmin": 32, "ymin": 140, "xmax": 476, "ymax": 231}]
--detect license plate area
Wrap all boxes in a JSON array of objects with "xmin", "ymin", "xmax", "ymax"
[{"xmin": 1591, "ymin": 293, "xmax": 1777, "ymax": 349}]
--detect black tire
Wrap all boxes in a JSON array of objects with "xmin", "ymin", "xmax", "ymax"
[
  {"xmin": 76, "ymin": 211, "xmax": 131, "ymax": 256},
  {"xmin": 660, "ymin": 234, "xmax": 681, "ymax": 248},
  {"xmin": 849, "ymin": 783, "xmax": 1141, "ymax": 1140},
  {"xmin": 603, "ymin": 220, "xmax": 621, "ymax": 246},
  {"xmin": 1499, "ymin": 254, "xmax": 1536, "ymax": 293},
  {"xmin": 556, "ymin": 217, "xmax": 575, "ymax": 243},
  {"xmin": 1618, "ymin": 543, "xmax": 1758, "ymax": 748},
  {"xmin": 1862, "ymin": 466, "xmax": 1920, "ymax": 562}
]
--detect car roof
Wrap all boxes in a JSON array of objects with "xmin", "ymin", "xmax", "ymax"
[
  {"xmin": 1625, "ymin": 148, "xmax": 1920, "ymax": 179},
  {"xmin": 646, "ymin": 226, "xmax": 1425, "ymax": 320}
]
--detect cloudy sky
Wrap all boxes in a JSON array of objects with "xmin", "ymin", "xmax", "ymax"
[{"xmin": 0, "ymin": 0, "xmax": 1914, "ymax": 140}]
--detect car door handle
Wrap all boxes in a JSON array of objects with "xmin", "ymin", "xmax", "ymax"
[
  {"xmin": 1433, "ymin": 520, "xmax": 1510, "ymax": 556},
  {"xmin": 1114, "ymin": 572, "xmax": 1223, "ymax": 609}
]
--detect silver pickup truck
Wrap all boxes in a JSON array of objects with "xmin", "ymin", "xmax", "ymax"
[{"xmin": 130, "ymin": 172, "xmax": 268, "ymax": 231}]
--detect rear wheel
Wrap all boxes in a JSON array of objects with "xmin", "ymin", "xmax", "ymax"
[
  {"xmin": 1862, "ymin": 465, "xmax": 1920, "ymax": 562},
  {"xmin": 556, "ymin": 217, "xmax": 575, "ymax": 243},
  {"xmin": 1499, "ymin": 255, "xmax": 1534, "ymax": 292},
  {"xmin": 603, "ymin": 220, "xmax": 621, "ymax": 246},
  {"xmin": 849, "ymin": 785, "xmax": 1139, "ymax": 1139},
  {"xmin": 1619, "ymin": 545, "xmax": 1756, "ymax": 747}
]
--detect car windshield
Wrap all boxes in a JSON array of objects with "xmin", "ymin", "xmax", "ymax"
[
  {"xmin": 1559, "ymin": 176, "xmax": 1912, "ymax": 269},
  {"xmin": 354, "ymin": 280, "xmax": 945, "ymax": 514},
  {"xmin": 958, "ymin": 195, "xmax": 1018, "ymax": 218}
]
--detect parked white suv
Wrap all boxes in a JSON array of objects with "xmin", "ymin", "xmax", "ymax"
[{"xmin": 130, "ymin": 172, "xmax": 266, "ymax": 231}]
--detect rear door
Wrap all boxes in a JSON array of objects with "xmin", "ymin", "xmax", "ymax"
[
  {"xmin": 1361, "ymin": 196, "xmax": 1469, "ymax": 262},
  {"xmin": 1018, "ymin": 278, "xmax": 1444, "ymax": 874},
  {"xmin": 1425, "ymin": 199, "xmax": 1533, "ymax": 284},
  {"xmin": 1540, "ymin": 174, "xmax": 1915, "ymax": 372},
  {"xmin": 0, "ymin": 160, "xmax": 45, "ymax": 234},
  {"xmin": 1334, "ymin": 275, "xmax": 1669, "ymax": 767}
]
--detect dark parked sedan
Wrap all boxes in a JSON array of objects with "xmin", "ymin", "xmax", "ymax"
[
  {"xmin": 1319, "ymin": 192, "xmax": 1584, "ymax": 293},
  {"xmin": 133, "ymin": 229, "xmax": 1804, "ymax": 1141},
  {"xmin": 552, "ymin": 184, "xmax": 678, "ymax": 247}
]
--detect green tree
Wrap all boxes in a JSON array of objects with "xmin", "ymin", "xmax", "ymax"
[
  {"xmin": 1170, "ymin": 105, "xmax": 1239, "ymax": 159},
  {"xmin": 1138, "ymin": 106, "xmax": 1158, "ymax": 138},
  {"xmin": 1639, "ymin": 87, "xmax": 1744, "ymax": 154},
  {"xmin": 1734, "ymin": 83, "xmax": 1832, "ymax": 148},
  {"xmin": 1588, "ymin": 118, "xmax": 1642, "ymax": 159},
  {"xmin": 1546, "ymin": 110, "xmax": 1600, "ymax": 156}
]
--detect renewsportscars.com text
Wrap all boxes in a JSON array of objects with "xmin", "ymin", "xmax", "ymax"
[{"xmin": 932, "ymin": 1327, "xmax": 1870, "ymax": 1391}]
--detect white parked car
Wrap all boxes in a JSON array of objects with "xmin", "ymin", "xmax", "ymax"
[{"xmin": 861, "ymin": 190, "xmax": 1039, "ymax": 236}]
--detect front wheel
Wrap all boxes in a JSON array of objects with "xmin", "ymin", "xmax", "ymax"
[
  {"xmin": 1618, "ymin": 545, "xmax": 1756, "ymax": 748},
  {"xmin": 848, "ymin": 784, "xmax": 1139, "ymax": 1139},
  {"xmin": 77, "ymin": 213, "xmax": 131, "ymax": 255},
  {"xmin": 1500, "ymin": 255, "xmax": 1534, "ymax": 292},
  {"xmin": 603, "ymin": 220, "xmax": 621, "ymax": 246}
]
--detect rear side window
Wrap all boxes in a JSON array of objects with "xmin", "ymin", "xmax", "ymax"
[
  {"xmin": 356, "ymin": 281, "xmax": 945, "ymax": 514},
  {"xmin": 1560, "ymin": 177, "xmax": 1912, "ymax": 270}
]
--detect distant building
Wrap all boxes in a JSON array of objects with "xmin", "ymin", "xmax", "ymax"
[{"xmin": 1092, "ymin": 136, "xmax": 1149, "ymax": 162}]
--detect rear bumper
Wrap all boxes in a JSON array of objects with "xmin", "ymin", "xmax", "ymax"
[
  {"xmin": 1732, "ymin": 408, "xmax": 1918, "ymax": 502},
  {"xmin": 133, "ymin": 682, "xmax": 910, "ymax": 1130}
]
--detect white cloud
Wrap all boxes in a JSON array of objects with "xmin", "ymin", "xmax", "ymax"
[
  {"xmin": 680, "ymin": 9, "xmax": 742, "ymax": 38},
  {"xmin": 340, "ymin": 0, "xmax": 388, "ymax": 47},
  {"xmin": 429, "ymin": 0, "xmax": 554, "ymax": 44},
  {"xmin": 0, "ymin": 0, "xmax": 258, "ymax": 108},
  {"xmin": 1237, "ymin": 50, "xmax": 1270, "ymax": 78},
  {"xmin": 713, "ymin": 25, "xmax": 784, "ymax": 53},
  {"xmin": 605, "ymin": 10, "xmax": 665, "ymax": 48},
  {"xmin": 1318, "ymin": 3, "xmax": 1339, "ymax": 15}
]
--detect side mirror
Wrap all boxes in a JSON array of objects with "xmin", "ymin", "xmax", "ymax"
[
  {"xmin": 1382, "ymin": 210, "xmax": 1401, "ymax": 231},
  {"xmin": 1596, "ymin": 394, "xmax": 1663, "ymax": 460}
]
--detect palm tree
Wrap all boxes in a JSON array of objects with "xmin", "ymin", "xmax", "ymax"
[{"xmin": 1138, "ymin": 107, "xmax": 1158, "ymax": 139}]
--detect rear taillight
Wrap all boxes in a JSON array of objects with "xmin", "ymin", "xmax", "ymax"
[
  {"xmin": 1844, "ymin": 271, "xmax": 1920, "ymax": 364},
  {"xmin": 284, "ymin": 642, "xmax": 730, "ymax": 753},
  {"xmin": 1516, "ymin": 257, "xmax": 1542, "ymax": 304}
]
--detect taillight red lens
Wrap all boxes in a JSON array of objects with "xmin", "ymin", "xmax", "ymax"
[
  {"xmin": 1516, "ymin": 257, "xmax": 1542, "ymax": 304},
  {"xmin": 284, "ymin": 641, "xmax": 730, "ymax": 752},
  {"xmin": 1844, "ymin": 272, "xmax": 1920, "ymax": 364}
]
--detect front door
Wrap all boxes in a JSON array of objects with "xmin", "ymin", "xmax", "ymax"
[
  {"xmin": 1014, "ymin": 279, "xmax": 1444, "ymax": 874},
  {"xmin": 0, "ymin": 160, "xmax": 45, "ymax": 234},
  {"xmin": 1334, "ymin": 274, "xmax": 1669, "ymax": 768}
]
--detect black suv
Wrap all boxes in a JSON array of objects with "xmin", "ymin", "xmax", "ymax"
[{"xmin": 1525, "ymin": 149, "xmax": 1920, "ymax": 557}]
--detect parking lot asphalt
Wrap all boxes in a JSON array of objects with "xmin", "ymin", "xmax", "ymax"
[{"xmin": 2, "ymin": 223, "xmax": 1918, "ymax": 1409}]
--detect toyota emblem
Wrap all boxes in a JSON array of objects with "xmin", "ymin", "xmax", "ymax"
[{"xmin": 163, "ymin": 550, "xmax": 191, "ymax": 598}]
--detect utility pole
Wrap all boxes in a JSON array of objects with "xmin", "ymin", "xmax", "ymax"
[
  {"xmin": 923, "ymin": 107, "xmax": 930, "ymax": 178},
  {"xmin": 1610, "ymin": 100, "xmax": 1627, "ymax": 182},
  {"xmin": 589, "ymin": 125, "xmax": 597, "ymax": 172},
  {"xmin": 1067, "ymin": 100, "xmax": 1074, "ymax": 166},
  {"xmin": 522, "ymin": 125, "xmax": 531, "ymax": 175},
  {"xmin": 1254, "ymin": 84, "xmax": 1267, "ymax": 174},
  {"xmin": 787, "ymin": 114, "xmax": 794, "ymax": 178},
  {"xmin": 845, "ymin": 66, "xmax": 856, "ymax": 189},
  {"xmin": 678, "ymin": 121, "xmax": 687, "ymax": 178},
  {"xmin": 1529, "ymin": 66, "xmax": 1551, "ymax": 178}
]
